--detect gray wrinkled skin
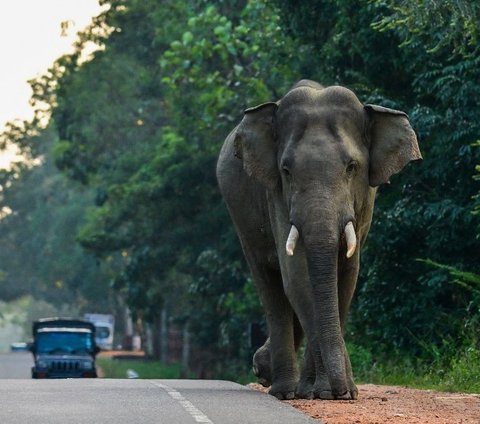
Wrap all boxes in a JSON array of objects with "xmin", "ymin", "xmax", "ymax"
[{"xmin": 216, "ymin": 80, "xmax": 422, "ymax": 400}]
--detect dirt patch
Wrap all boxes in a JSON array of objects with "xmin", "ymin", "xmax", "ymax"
[{"xmin": 249, "ymin": 383, "xmax": 480, "ymax": 423}]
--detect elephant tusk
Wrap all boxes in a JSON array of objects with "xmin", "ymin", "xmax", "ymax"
[
  {"xmin": 286, "ymin": 225, "xmax": 299, "ymax": 256},
  {"xmin": 345, "ymin": 221, "xmax": 357, "ymax": 259}
]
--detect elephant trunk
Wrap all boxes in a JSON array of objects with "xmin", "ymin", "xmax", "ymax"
[{"xmin": 302, "ymin": 220, "xmax": 349, "ymax": 395}]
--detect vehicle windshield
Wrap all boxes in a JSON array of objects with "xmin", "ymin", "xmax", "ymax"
[
  {"xmin": 95, "ymin": 326, "xmax": 110, "ymax": 338},
  {"xmin": 36, "ymin": 331, "xmax": 93, "ymax": 354}
]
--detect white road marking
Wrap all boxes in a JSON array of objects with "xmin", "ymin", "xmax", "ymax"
[{"xmin": 150, "ymin": 381, "xmax": 214, "ymax": 424}]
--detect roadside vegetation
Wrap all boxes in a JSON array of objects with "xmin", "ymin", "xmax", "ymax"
[
  {"xmin": 349, "ymin": 343, "xmax": 480, "ymax": 394},
  {"xmin": 0, "ymin": 0, "xmax": 479, "ymax": 392},
  {"xmin": 97, "ymin": 357, "xmax": 183, "ymax": 379}
]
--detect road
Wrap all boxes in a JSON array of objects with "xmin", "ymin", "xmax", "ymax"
[
  {"xmin": 0, "ymin": 353, "xmax": 318, "ymax": 423},
  {"xmin": 0, "ymin": 352, "xmax": 33, "ymax": 378},
  {"xmin": 0, "ymin": 379, "xmax": 318, "ymax": 424}
]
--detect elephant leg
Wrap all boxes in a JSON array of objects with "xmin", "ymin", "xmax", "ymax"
[
  {"xmin": 342, "ymin": 343, "xmax": 358, "ymax": 400},
  {"xmin": 296, "ymin": 344, "xmax": 317, "ymax": 399},
  {"xmin": 242, "ymin": 249, "xmax": 298, "ymax": 399},
  {"xmin": 254, "ymin": 313, "xmax": 305, "ymax": 392},
  {"xmin": 253, "ymin": 338, "xmax": 271, "ymax": 387},
  {"xmin": 292, "ymin": 314, "xmax": 330, "ymax": 400},
  {"xmin": 274, "ymin": 246, "xmax": 320, "ymax": 399},
  {"xmin": 261, "ymin": 268, "xmax": 298, "ymax": 400},
  {"xmin": 327, "ymin": 251, "xmax": 360, "ymax": 400}
]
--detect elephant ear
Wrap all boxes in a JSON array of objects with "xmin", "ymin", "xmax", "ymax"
[
  {"xmin": 365, "ymin": 104, "xmax": 422, "ymax": 187},
  {"xmin": 234, "ymin": 102, "xmax": 279, "ymax": 189}
]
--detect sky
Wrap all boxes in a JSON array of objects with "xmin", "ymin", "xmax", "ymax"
[{"xmin": 0, "ymin": 0, "xmax": 102, "ymax": 168}]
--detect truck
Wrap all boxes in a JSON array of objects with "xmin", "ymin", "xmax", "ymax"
[
  {"xmin": 30, "ymin": 318, "xmax": 99, "ymax": 379},
  {"xmin": 83, "ymin": 313, "xmax": 115, "ymax": 350}
]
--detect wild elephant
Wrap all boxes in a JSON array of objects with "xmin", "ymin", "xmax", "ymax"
[{"xmin": 216, "ymin": 80, "xmax": 421, "ymax": 400}]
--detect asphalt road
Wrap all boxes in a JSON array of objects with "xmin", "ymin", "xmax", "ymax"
[
  {"xmin": 0, "ymin": 352, "xmax": 33, "ymax": 378},
  {"xmin": 0, "ymin": 353, "xmax": 318, "ymax": 423},
  {"xmin": 0, "ymin": 379, "xmax": 319, "ymax": 424}
]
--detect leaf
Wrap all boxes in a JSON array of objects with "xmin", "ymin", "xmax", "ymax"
[{"xmin": 182, "ymin": 31, "xmax": 193, "ymax": 45}]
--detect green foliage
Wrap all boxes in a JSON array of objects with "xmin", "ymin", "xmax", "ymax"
[
  {"xmin": 0, "ymin": 296, "xmax": 81, "ymax": 348},
  {"xmin": 0, "ymin": 129, "xmax": 113, "ymax": 309},
  {"xmin": 418, "ymin": 259, "xmax": 480, "ymax": 293},
  {"xmin": 188, "ymin": 250, "xmax": 262, "ymax": 374},
  {"xmin": 350, "ymin": 1, "xmax": 480, "ymax": 360},
  {"xmin": 437, "ymin": 347, "xmax": 480, "ymax": 393},
  {"xmin": 372, "ymin": 0, "xmax": 479, "ymax": 57},
  {"xmin": 473, "ymin": 141, "xmax": 480, "ymax": 227},
  {"xmin": 97, "ymin": 357, "xmax": 183, "ymax": 379},
  {"xmin": 349, "ymin": 342, "xmax": 480, "ymax": 394},
  {"xmin": 270, "ymin": 0, "xmax": 411, "ymax": 95}
]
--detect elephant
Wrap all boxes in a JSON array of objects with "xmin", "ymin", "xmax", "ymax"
[{"xmin": 216, "ymin": 80, "xmax": 422, "ymax": 400}]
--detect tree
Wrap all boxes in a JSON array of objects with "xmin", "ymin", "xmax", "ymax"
[{"xmin": 0, "ymin": 127, "xmax": 113, "ymax": 311}]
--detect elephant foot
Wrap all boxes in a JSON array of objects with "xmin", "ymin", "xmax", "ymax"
[
  {"xmin": 252, "ymin": 344, "xmax": 272, "ymax": 387},
  {"xmin": 346, "ymin": 375, "xmax": 359, "ymax": 400},
  {"xmin": 316, "ymin": 390, "xmax": 350, "ymax": 400},
  {"xmin": 313, "ymin": 381, "xmax": 358, "ymax": 400},
  {"xmin": 295, "ymin": 378, "xmax": 314, "ymax": 399},
  {"xmin": 295, "ymin": 388, "xmax": 314, "ymax": 400},
  {"xmin": 269, "ymin": 381, "xmax": 297, "ymax": 400},
  {"xmin": 253, "ymin": 370, "xmax": 271, "ymax": 388},
  {"xmin": 348, "ymin": 383, "xmax": 359, "ymax": 400}
]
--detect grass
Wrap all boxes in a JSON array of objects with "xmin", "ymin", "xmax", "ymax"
[
  {"xmin": 349, "ymin": 343, "xmax": 480, "ymax": 394},
  {"xmin": 97, "ymin": 356, "xmax": 255, "ymax": 382},
  {"xmin": 97, "ymin": 357, "xmax": 183, "ymax": 379},
  {"xmin": 97, "ymin": 344, "xmax": 480, "ymax": 394}
]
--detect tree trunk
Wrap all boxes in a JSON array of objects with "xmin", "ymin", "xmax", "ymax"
[
  {"xmin": 160, "ymin": 306, "xmax": 168, "ymax": 363},
  {"xmin": 145, "ymin": 323, "xmax": 154, "ymax": 357},
  {"xmin": 123, "ymin": 304, "xmax": 134, "ymax": 351},
  {"xmin": 181, "ymin": 322, "xmax": 190, "ymax": 378}
]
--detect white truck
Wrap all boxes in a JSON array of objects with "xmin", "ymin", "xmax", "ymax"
[{"xmin": 83, "ymin": 313, "xmax": 114, "ymax": 351}]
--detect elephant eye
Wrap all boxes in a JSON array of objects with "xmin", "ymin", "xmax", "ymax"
[
  {"xmin": 282, "ymin": 166, "xmax": 291, "ymax": 177},
  {"xmin": 346, "ymin": 161, "xmax": 358, "ymax": 176}
]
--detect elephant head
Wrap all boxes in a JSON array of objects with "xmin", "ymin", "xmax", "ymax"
[
  {"xmin": 233, "ymin": 82, "xmax": 421, "ymax": 397},
  {"xmin": 234, "ymin": 82, "xmax": 421, "ymax": 255}
]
